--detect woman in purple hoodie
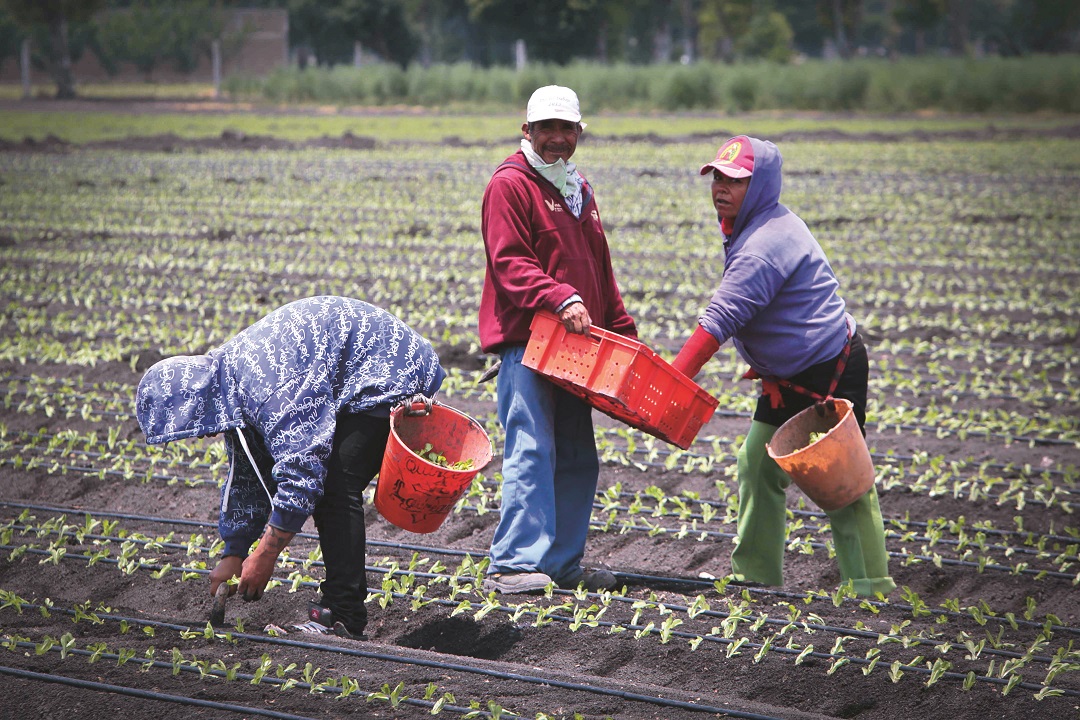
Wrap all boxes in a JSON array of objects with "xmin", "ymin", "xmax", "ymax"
[{"xmin": 672, "ymin": 137, "xmax": 894, "ymax": 598}]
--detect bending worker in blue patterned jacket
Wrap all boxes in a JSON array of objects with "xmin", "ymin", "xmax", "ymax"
[
  {"xmin": 136, "ymin": 296, "xmax": 445, "ymax": 638},
  {"xmin": 671, "ymin": 137, "xmax": 895, "ymax": 598}
]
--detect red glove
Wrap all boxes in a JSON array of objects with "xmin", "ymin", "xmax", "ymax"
[
  {"xmin": 672, "ymin": 326, "xmax": 720, "ymax": 378},
  {"xmin": 743, "ymin": 367, "xmax": 784, "ymax": 409}
]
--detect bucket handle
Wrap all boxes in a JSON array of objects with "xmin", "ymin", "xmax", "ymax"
[
  {"xmin": 813, "ymin": 398, "xmax": 836, "ymax": 418},
  {"xmin": 399, "ymin": 393, "xmax": 435, "ymax": 417}
]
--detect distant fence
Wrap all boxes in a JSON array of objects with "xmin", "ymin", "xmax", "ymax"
[{"xmin": 0, "ymin": 8, "xmax": 288, "ymax": 85}]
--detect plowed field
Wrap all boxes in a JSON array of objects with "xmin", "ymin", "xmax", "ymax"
[{"xmin": 1, "ymin": 115, "xmax": 1078, "ymax": 720}]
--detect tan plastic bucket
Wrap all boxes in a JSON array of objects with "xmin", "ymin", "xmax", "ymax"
[
  {"xmin": 766, "ymin": 398, "xmax": 875, "ymax": 512},
  {"xmin": 374, "ymin": 402, "xmax": 493, "ymax": 533}
]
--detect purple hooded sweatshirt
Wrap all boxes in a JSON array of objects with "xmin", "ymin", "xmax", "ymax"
[{"xmin": 698, "ymin": 137, "xmax": 851, "ymax": 379}]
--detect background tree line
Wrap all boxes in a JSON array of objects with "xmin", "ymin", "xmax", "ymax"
[{"xmin": 1, "ymin": 0, "xmax": 1077, "ymax": 99}]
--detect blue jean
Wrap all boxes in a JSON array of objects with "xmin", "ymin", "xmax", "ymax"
[{"xmin": 487, "ymin": 345, "xmax": 599, "ymax": 583}]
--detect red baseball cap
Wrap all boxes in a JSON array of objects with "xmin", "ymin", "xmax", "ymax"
[{"xmin": 699, "ymin": 136, "xmax": 754, "ymax": 178}]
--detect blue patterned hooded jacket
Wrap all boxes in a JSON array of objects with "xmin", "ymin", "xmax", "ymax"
[{"xmin": 135, "ymin": 296, "xmax": 445, "ymax": 556}]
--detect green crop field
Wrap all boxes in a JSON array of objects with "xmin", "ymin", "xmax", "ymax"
[{"xmin": 0, "ymin": 111, "xmax": 1078, "ymax": 719}]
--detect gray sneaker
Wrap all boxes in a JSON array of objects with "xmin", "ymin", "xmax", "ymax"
[
  {"xmin": 291, "ymin": 620, "xmax": 366, "ymax": 641},
  {"xmin": 482, "ymin": 571, "xmax": 553, "ymax": 594},
  {"xmin": 559, "ymin": 567, "xmax": 618, "ymax": 591}
]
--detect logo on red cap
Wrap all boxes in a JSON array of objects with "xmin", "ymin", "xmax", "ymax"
[{"xmin": 717, "ymin": 140, "xmax": 744, "ymax": 164}]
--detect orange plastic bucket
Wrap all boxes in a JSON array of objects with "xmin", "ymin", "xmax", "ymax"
[
  {"xmin": 766, "ymin": 398, "xmax": 875, "ymax": 512},
  {"xmin": 374, "ymin": 402, "xmax": 493, "ymax": 533}
]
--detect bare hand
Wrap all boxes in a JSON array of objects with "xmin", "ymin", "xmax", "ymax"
[
  {"xmin": 237, "ymin": 551, "xmax": 278, "ymax": 601},
  {"xmin": 236, "ymin": 525, "xmax": 295, "ymax": 602},
  {"xmin": 559, "ymin": 302, "xmax": 591, "ymax": 335},
  {"xmin": 209, "ymin": 555, "xmax": 242, "ymax": 598}
]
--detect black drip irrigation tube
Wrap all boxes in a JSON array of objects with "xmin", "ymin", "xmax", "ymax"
[
  {"xmin": 4, "ymin": 603, "xmax": 790, "ymax": 720},
  {"xmin": 8, "ymin": 490, "xmax": 1080, "ymax": 557},
  {"xmin": 582, "ymin": 517, "xmax": 1080, "ymax": 584},
  {"xmin": 4, "ymin": 427, "xmax": 1075, "ymax": 528},
  {"xmin": 591, "ymin": 494, "xmax": 1080, "ymax": 561},
  {"xmin": 5, "ymin": 497, "xmax": 1077, "ymax": 589},
  {"xmin": 0, "ymin": 538, "xmax": 1032, "ymax": 650},
  {"xmin": 5, "ymin": 540, "xmax": 1080, "ymax": 671},
  {"xmin": 0, "ymin": 499, "xmax": 476, "ymax": 557},
  {"xmin": 2, "ymin": 644, "xmax": 493, "ymax": 719},
  {"xmin": 0, "ymin": 457, "xmax": 220, "ymax": 489},
  {"xmin": 5, "ymin": 428, "xmax": 1077, "ymax": 529},
  {"xmin": 5, "ymin": 421, "xmax": 1079, "ymax": 520},
  {"xmin": 595, "ymin": 436, "xmax": 1077, "ymax": 489},
  {"xmin": 9, "ymin": 589, "xmax": 1079, "ymax": 705},
  {"xmin": 8, "ymin": 434, "xmax": 1077, "ymax": 510},
  {"xmin": 554, "ymin": 571, "xmax": 1068, "ymax": 666},
  {"xmin": 6, "ymin": 402, "xmax": 1078, "ymax": 476},
  {"xmin": 4, "ymin": 500, "xmax": 1080, "ymax": 635},
  {"xmin": 7, "ymin": 439, "xmax": 1074, "ymax": 520},
  {"xmin": 0, "ymin": 663, "xmax": 320, "ymax": 720}
]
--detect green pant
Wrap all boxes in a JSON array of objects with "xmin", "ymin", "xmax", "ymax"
[{"xmin": 729, "ymin": 421, "xmax": 896, "ymax": 597}]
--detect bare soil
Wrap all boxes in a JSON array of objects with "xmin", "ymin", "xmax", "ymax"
[
  {"xmin": 2, "ymin": 347, "xmax": 1076, "ymax": 720},
  {"xmin": 1, "ymin": 107, "xmax": 1078, "ymax": 720}
]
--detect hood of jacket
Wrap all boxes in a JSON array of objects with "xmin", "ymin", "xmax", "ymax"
[
  {"xmin": 135, "ymin": 297, "xmax": 445, "ymax": 446},
  {"xmin": 136, "ymin": 352, "xmax": 242, "ymax": 444},
  {"xmin": 727, "ymin": 137, "xmax": 784, "ymax": 244}
]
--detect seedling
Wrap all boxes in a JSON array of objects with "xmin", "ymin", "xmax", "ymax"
[{"xmin": 417, "ymin": 443, "xmax": 474, "ymax": 470}]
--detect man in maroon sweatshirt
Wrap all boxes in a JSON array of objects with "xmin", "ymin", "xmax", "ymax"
[{"xmin": 478, "ymin": 85, "xmax": 636, "ymax": 594}]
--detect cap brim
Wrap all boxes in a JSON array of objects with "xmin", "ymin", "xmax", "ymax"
[
  {"xmin": 527, "ymin": 112, "xmax": 584, "ymax": 126},
  {"xmin": 699, "ymin": 162, "xmax": 752, "ymax": 178}
]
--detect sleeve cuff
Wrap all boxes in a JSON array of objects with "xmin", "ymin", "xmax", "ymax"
[
  {"xmin": 555, "ymin": 294, "xmax": 583, "ymax": 313},
  {"xmin": 222, "ymin": 538, "xmax": 252, "ymax": 558},
  {"xmin": 269, "ymin": 507, "xmax": 308, "ymax": 534}
]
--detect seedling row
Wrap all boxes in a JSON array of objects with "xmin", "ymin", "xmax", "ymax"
[{"xmin": 1, "ymin": 128, "xmax": 1077, "ymax": 718}]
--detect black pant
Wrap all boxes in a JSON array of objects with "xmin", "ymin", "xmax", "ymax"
[
  {"xmin": 310, "ymin": 411, "xmax": 391, "ymax": 635},
  {"xmin": 752, "ymin": 331, "xmax": 870, "ymax": 435}
]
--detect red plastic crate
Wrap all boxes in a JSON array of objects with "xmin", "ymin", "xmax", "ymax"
[{"xmin": 522, "ymin": 310, "xmax": 719, "ymax": 449}]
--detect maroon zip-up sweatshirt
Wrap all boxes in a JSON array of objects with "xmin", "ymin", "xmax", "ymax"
[{"xmin": 478, "ymin": 151, "xmax": 636, "ymax": 353}]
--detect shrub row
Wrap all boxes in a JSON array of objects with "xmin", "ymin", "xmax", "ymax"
[{"xmin": 224, "ymin": 56, "xmax": 1080, "ymax": 114}]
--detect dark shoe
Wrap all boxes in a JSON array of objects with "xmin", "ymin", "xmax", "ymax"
[
  {"xmin": 332, "ymin": 621, "xmax": 367, "ymax": 641},
  {"xmin": 482, "ymin": 571, "xmax": 552, "ymax": 594},
  {"xmin": 559, "ymin": 567, "xmax": 618, "ymax": 591},
  {"xmin": 307, "ymin": 601, "xmax": 366, "ymax": 639}
]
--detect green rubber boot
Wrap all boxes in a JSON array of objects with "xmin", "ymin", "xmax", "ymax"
[
  {"xmin": 824, "ymin": 484, "xmax": 896, "ymax": 597},
  {"xmin": 729, "ymin": 421, "xmax": 789, "ymax": 587},
  {"xmin": 730, "ymin": 420, "xmax": 897, "ymax": 597}
]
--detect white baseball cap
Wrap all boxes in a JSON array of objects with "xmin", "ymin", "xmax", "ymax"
[{"xmin": 526, "ymin": 85, "xmax": 587, "ymax": 128}]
